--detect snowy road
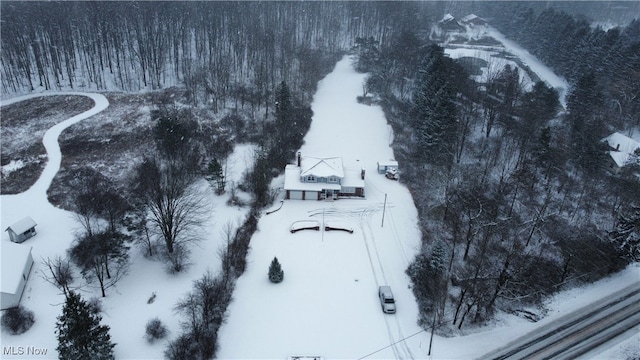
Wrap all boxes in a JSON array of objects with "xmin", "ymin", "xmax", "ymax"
[{"xmin": 481, "ymin": 283, "xmax": 640, "ymax": 360}]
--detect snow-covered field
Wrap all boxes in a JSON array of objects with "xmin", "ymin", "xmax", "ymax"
[
  {"xmin": 1, "ymin": 32, "xmax": 638, "ymax": 360},
  {"xmin": 0, "ymin": 91, "xmax": 254, "ymax": 359}
]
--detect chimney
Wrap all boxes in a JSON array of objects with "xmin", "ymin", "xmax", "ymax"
[
  {"xmin": 361, "ymin": 168, "xmax": 366, "ymax": 180},
  {"xmin": 616, "ymin": 144, "xmax": 620, "ymax": 151},
  {"xmin": 297, "ymin": 152, "xmax": 301, "ymax": 167}
]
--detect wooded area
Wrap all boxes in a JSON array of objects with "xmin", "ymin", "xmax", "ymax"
[
  {"xmin": 2, "ymin": 1, "xmax": 639, "ymax": 355},
  {"xmin": 358, "ymin": 4, "xmax": 640, "ymax": 333}
]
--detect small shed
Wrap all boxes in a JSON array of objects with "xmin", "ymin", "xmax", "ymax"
[
  {"xmin": 377, "ymin": 160, "xmax": 399, "ymax": 174},
  {"xmin": 1, "ymin": 242, "xmax": 34, "ymax": 310},
  {"xmin": 5, "ymin": 216, "xmax": 37, "ymax": 243}
]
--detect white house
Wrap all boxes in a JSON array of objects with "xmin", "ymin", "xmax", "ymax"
[
  {"xmin": 284, "ymin": 153, "xmax": 365, "ymax": 200},
  {"xmin": 1, "ymin": 242, "xmax": 34, "ymax": 310},
  {"xmin": 5, "ymin": 216, "xmax": 37, "ymax": 243},
  {"xmin": 602, "ymin": 132, "xmax": 640, "ymax": 174}
]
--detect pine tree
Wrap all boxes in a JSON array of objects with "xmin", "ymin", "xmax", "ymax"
[
  {"xmin": 412, "ymin": 44, "xmax": 459, "ymax": 167},
  {"xmin": 206, "ymin": 158, "xmax": 225, "ymax": 194},
  {"xmin": 273, "ymin": 81, "xmax": 293, "ymax": 164},
  {"xmin": 56, "ymin": 291, "xmax": 115, "ymax": 360},
  {"xmin": 268, "ymin": 257, "xmax": 284, "ymax": 283}
]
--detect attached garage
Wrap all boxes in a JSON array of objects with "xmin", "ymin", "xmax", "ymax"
[
  {"xmin": 286, "ymin": 190, "xmax": 319, "ymax": 201},
  {"xmin": 288, "ymin": 190, "xmax": 304, "ymax": 200}
]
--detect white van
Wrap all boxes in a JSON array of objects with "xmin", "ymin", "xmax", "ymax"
[{"xmin": 378, "ymin": 286, "xmax": 396, "ymax": 314}]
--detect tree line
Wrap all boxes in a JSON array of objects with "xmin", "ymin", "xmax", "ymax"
[
  {"xmin": 358, "ymin": 7, "xmax": 639, "ymax": 333},
  {"xmin": 0, "ymin": 1, "xmax": 432, "ymax": 113}
]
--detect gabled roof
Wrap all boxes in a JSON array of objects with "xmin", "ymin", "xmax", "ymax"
[
  {"xmin": 1, "ymin": 242, "xmax": 33, "ymax": 294},
  {"xmin": 602, "ymin": 132, "xmax": 640, "ymax": 167},
  {"xmin": 300, "ymin": 156, "xmax": 344, "ymax": 178},
  {"xmin": 439, "ymin": 13, "xmax": 455, "ymax": 23},
  {"xmin": 461, "ymin": 14, "xmax": 487, "ymax": 25},
  {"xmin": 5, "ymin": 216, "xmax": 37, "ymax": 234}
]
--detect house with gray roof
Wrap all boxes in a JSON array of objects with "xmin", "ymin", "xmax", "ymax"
[{"xmin": 284, "ymin": 152, "xmax": 365, "ymax": 200}]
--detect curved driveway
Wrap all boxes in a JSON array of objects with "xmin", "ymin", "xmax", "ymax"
[{"xmin": 1, "ymin": 93, "xmax": 109, "ymax": 236}]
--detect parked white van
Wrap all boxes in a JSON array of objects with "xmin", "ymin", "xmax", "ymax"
[{"xmin": 378, "ymin": 286, "xmax": 396, "ymax": 314}]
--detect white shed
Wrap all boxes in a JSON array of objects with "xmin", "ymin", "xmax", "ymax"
[
  {"xmin": 5, "ymin": 216, "xmax": 37, "ymax": 243},
  {"xmin": 377, "ymin": 160, "xmax": 399, "ymax": 174},
  {"xmin": 1, "ymin": 242, "xmax": 34, "ymax": 309}
]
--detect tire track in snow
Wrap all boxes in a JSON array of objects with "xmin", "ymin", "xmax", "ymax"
[{"xmin": 308, "ymin": 204, "xmax": 414, "ymax": 359}]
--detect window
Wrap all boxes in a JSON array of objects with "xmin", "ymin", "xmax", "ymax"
[
  {"xmin": 306, "ymin": 175, "xmax": 316, "ymax": 182},
  {"xmin": 328, "ymin": 176, "xmax": 338, "ymax": 183}
]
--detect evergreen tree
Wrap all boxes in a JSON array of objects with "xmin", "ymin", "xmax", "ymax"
[
  {"xmin": 406, "ymin": 240, "xmax": 448, "ymax": 328},
  {"xmin": 412, "ymin": 45, "xmax": 459, "ymax": 167},
  {"xmin": 566, "ymin": 72, "xmax": 607, "ymax": 173},
  {"xmin": 273, "ymin": 81, "xmax": 294, "ymax": 164},
  {"xmin": 268, "ymin": 257, "xmax": 284, "ymax": 283},
  {"xmin": 56, "ymin": 291, "xmax": 115, "ymax": 360},
  {"xmin": 206, "ymin": 158, "xmax": 225, "ymax": 194}
]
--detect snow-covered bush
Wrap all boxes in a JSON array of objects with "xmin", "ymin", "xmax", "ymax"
[
  {"xmin": 1, "ymin": 306, "xmax": 35, "ymax": 335},
  {"xmin": 145, "ymin": 317, "xmax": 168, "ymax": 343},
  {"xmin": 87, "ymin": 297, "xmax": 103, "ymax": 314},
  {"xmin": 268, "ymin": 257, "xmax": 284, "ymax": 283}
]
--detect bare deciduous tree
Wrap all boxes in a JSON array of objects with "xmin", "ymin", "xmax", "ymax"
[
  {"xmin": 132, "ymin": 156, "xmax": 210, "ymax": 258},
  {"xmin": 40, "ymin": 255, "xmax": 75, "ymax": 297}
]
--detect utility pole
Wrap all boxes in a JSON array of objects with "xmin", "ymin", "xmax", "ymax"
[{"xmin": 381, "ymin": 193, "xmax": 387, "ymax": 227}]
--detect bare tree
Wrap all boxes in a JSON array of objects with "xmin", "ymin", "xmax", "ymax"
[
  {"xmin": 132, "ymin": 156, "xmax": 210, "ymax": 257},
  {"xmin": 69, "ymin": 231, "xmax": 129, "ymax": 297},
  {"xmin": 40, "ymin": 255, "xmax": 75, "ymax": 297}
]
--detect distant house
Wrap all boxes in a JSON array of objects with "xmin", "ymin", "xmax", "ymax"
[
  {"xmin": 602, "ymin": 132, "xmax": 640, "ymax": 174},
  {"xmin": 5, "ymin": 216, "xmax": 37, "ymax": 243},
  {"xmin": 460, "ymin": 14, "xmax": 488, "ymax": 27},
  {"xmin": 437, "ymin": 13, "xmax": 465, "ymax": 32},
  {"xmin": 1, "ymin": 242, "xmax": 34, "ymax": 310},
  {"xmin": 284, "ymin": 153, "xmax": 365, "ymax": 200}
]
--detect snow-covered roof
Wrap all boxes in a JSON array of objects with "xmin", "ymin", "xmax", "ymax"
[
  {"xmin": 5, "ymin": 216, "xmax": 37, "ymax": 234},
  {"xmin": 300, "ymin": 156, "xmax": 344, "ymax": 178},
  {"xmin": 378, "ymin": 160, "xmax": 399, "ymax": 168},
  {"xmin": 1, "ymin": 242, "xmax": 33, "ymax": 294},
  {"xmin": 284, "ymin": 165, "xmax": 341, "ymax": 192},
  {"xmin": 440, "ymin": 13, "xmax": 455, "ymax": 23},
  {"xmin": 602, "ymin": 132, "xmax": 640, "ymax": 167},
  {"xmin": 342, "ymin": 168, "xmax": 365, "ymax": 188},
  {"xmin": 461, "ymin": 14, "xmax": 487, "ymax": 24}
]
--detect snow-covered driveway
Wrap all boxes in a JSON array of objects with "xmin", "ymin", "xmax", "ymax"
[
  {"xmin": 1, "ymin": 92, "xmax": 109, "ymax": 237},
  {"xmin": 217, "ymin": 56, "xmax": 424, "ymax": 359}
]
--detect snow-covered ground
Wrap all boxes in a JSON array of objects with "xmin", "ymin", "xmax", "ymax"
[
  {"xmin": 0, "ymin": 92, "xmax": 254, "ymax": 358},
  {"xmin": 1, "ymin": 53, "xmax": 637, "ymax": 360},
  {"xmin": 216, "ymin": 55, "xmax": 640, "ymax": 360}
]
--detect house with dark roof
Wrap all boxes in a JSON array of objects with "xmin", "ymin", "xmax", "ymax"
[
  {"xmin": 284, "ymin": 153, "xmax": 365, "ymax": 200},
  {"xmin": 437, "ymin": 14, "xmax": 465, "ymax": 32}
]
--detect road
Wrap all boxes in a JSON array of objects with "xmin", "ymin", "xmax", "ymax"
[{"xmin": 480, "ymin": 283, "xmax": 640, "ymax": 360}]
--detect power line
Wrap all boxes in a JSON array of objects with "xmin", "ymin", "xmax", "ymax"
[{"xmin": 357, "ymin": 328, "xmax": 427, "ymax": 360}]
